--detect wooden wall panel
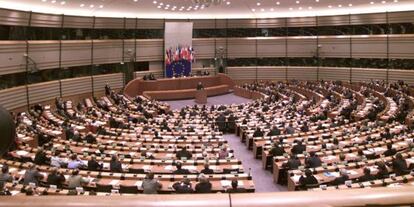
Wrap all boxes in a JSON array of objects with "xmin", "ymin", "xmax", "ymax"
[
  {"xmin": 193, "ymin": 38, "xmax": 216, "ymax": 59},
  {"xmin": 93, "ymin": 73, "xmax": 124, "ymax": 92},
  {"xmin": 388, "ymin": 69, "xmax": 414, "ymax": 86},
  {"xmin": 94, "ymin": 17, "xmax": 124, "ymax": 29},
  {"xmin": 0, "ymin": 86, "xmax": 27, "ymax": 110},
  {"xmin": 136, "ymin": 39, "xmax": 163, "ymax": 62},
  {"xmin": 257, "ymin": 66, "xmax": 286, "ymax": 81},
  {"xmin": 287, "ymin": 37, "xmax": 317, "ymax": 57},
  {"xmin": 30, "ymin": 13, "xmax": 62, "ymax": 28},
  {"xmin": 28, "ymin": 41, "xmax": 60, "ymax": 70},
  {"xmin": 287, "ymin": 66, "xmax": 317, "ymax": 81},
  {"xmin": 227, "ymin": 67, "xmax": 256, "ymax": 80},
  {"xmin": 227, "ymin": 38, "xmax": 256, "ymax": 58},
  {"xmin": 62, "ymin": 15, "xmax": 94, "ymax": 28},
  {"xmin": 0, "ymin": 9, "xmax": 29, "ymax": 26},
  {"xmin": 93, "ymin": 40, "xmax": 123, "ymax": 65},
  {"xmin": 61, "ymin": 76, "xmax": 92, "ymax": 97},
  {"xmin": 61, "ymin": 40, "xmax": 92, "ymax": 68},
  {"xmin": 319, "ymin": 67, "xmax": 351, "ymax": 82},
  {"xmin": 389, "ymin": 35, "xmax": 414, "ymax": 59},
  {"xmin": 0, "ymin": 41, "xmax": 26, "ymax": 75},
  {"xmin": 352, "ymin": 35, "xmax": 387, "ymax": 58},
  {"xmin": 257, "ymin": 38, "xmax": 285, "ymax": 58},
  {"xmin": 319, "ymin": 36, "xmax": 351, "ymax": 58},
  {"xmin": 27, "ymin": 81, "xmax": 60, "ymax": 105},
  {"xmin": 352, "ymin": 68, "xmax": 387, "ymax": 83}
]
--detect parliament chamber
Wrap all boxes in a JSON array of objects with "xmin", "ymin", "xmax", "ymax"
[{"xmin": 0, "ymin": 0, "xmax": 414, "ymax": 206}]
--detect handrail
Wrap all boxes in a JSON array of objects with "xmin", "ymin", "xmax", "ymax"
[{"xmin": 1, "ymin": 187, "xmax": 414, "ymax": 207}]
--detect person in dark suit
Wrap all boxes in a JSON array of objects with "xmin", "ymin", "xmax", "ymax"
[
  {"xmin": 195, "ymin": 175, "xmax": 212, "ymax": 193},
  {"xmin": 376, "ymin": 161, "xmax": 389, "ymax": 179},
  {"xmin": 172, "ymin": 178, "xmax": 194, "ymax": 194},
  {"xmin": 392, "ymin": 153, "xmax": 410, "ymax": 176},
  {"xmin": 200, "ymin": 164, "xmax": 214, "ymax": 174},
  {"xmin": 384, "ymin": 143, "xmax": 397, "ymax": 157},
  {"xmin": 301, "ymin": 122, "xmax": 309, "ymax": 133},
  {"xmin": 33, "ymin": 147, "xmax": 49, "ymax": 165},
  {"xmin": 253, "ymin": 127, "xmax": 264, "ymax": 137},
  {"xmin": 285, "ymin": 123, "xmax": 296, "ymax": 135},
  {"xmin": 283, "ymin": 155, "xmax": 301, "ymax": 170},
  {"xmin": 84, "ymin": 132, "xmax": 97, "ymax": 144},
  {"xmin": 358, "ymin": 168, "xmax": 376, "ymax": 182},
  {"xmin": 226, "ymin": 180, "xmax": 247, "ymax": 193},
  {"xmin": 305, "ymin": 151, "xmax": 322, "ymax": 168},
  {"xmin": 291, "ymin": 140, "xmax": 306, "ymax": 155},
  {"xmin": 110, "ymin": 155, "xmax": 123, "ymax": 172},
  {"xmin": 176, "ymin": 147, "xmax": 192, "ymax": 160},
  {"xmin": 47, "ymin": 167, "xmax": 65, "ymax": 188},
  {"xmin": 23, "ymin": 164, "xmax": 44, "ymax": 186},
  {"xmin": 269, "ymin": 142, "xmax": 285, "ymax": 157},
  {"xmin": 299, "ymin": 169, "xmax": 318, "ymax": 188},
  {"xmin": 267, "ymin": 126, "xmax": 281, "ymax": 137},
  {"xmin": 216, "ymin": 113, "xmax": 226, "ymax": 132},
  {"xmin": 196, "ymin": 82, "xmax": 204, "ymax": 90},
  {"xmin": 173, "ymin": 162, "xmax": 190, "ymax": 174},
  {"xmin": 87, "ymin": 155, "xmax": 103, "ymax": 171},
  {"xmin": 332, "ymin": 169, "xmax": 349, "ymax": 186}
]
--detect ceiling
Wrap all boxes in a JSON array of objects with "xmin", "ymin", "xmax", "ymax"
[{"xmin": 0, "ymin": 0, "xmax": 414, "ymax": 19}]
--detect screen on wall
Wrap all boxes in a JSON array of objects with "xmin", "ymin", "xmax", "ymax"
[{"xmin": 164, "ymin": 22, "xmax": 194, "ymax": 78}]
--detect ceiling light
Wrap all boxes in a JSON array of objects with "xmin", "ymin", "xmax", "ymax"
[
  {"xmin": 153, "ymin": 1, "xmax": 157, "ymax": 4},
  {"xmin": 60, "ymin": 1, "xmax": 65, "ymax": 5},
  {"xmin": 370, "ymin": 1, "xmax": 375, "ymax": 4},
  {"xmin": 296, "ymin": 1, "xmax": 300, "ymax": 4},
  {"xmin": 80, "ymin": 4, "xmax": 84, "ymax": 7},
  {"xmin": 315, "ymin": 0, "xmax": 319, "ymax": 2},
  {"xmin": 251, "ymin": 8, "xmax": 255, "ymax": 12},
  {"xmin": 256, "ymin": 2, "xmax": 261, "ymax": 6},
  {"xmin": 51, "ymin": 0, "xmax": 56, "ymax": 3},
  {"xmin": 226, "ymin": 1, "xmax": 230, "ymax": 5},
  {"xmin": 41, "ymin": 0, "xmax": 47, "ymax": 2},
  {"xmin": 99, "ymin": 5, "xmax": 104, "ymax": 8},
  {"xmin": 348, "ymin": 3, "xmax": 353, "ymax": 6},
  {"xmin": 261, "ymin": 8, "xmax": 265, "ymax": 12},
  {"xmin": 276, "ymin": 1, "xmax": 280, "ymax": 5},
  {"xmin": 270, "ymin": 8, "xmax": 274, "ymax": 11},
  {"xmin": 394, "ymin": 0, "xmax": 398, "ymax": 2},
  {"xmin": 308, "ymin": 6, "xmax": 312, "ymax": 9},
  {"xmin": 338, "ymin": 4, "xmax": 342, "ymax": 7},
  {"xmin": 134, "ymin": 0, "xmax": 138, "ymax": 2},
  {"xmin": 328, "ymin": 5, "xmax": 332, "ymax": 8},
  {"xmin": 289, "ymin": 7, "xmax": 293, "ymax": 10},
  {"xmin": 90, "ymin": 4, "xmax": 94, "ymax": 8},
  {"xmin": 298, "ymin": 7, "xmax": 302, "ymax": 10},
  {"xmin": 381, "ymin": 0, "xmax": 386, "ymax": 3}
]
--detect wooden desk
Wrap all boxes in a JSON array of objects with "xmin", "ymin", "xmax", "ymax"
[{"xmin": 195, "ymin": 90, "xmax": 207, "ymax": 104}]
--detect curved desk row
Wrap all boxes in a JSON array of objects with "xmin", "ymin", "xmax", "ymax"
[{"xmin": 143, "ymin": 85, "xmax": 230, "ymax": 101}]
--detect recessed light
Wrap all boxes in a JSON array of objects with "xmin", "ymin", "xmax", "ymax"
[
  {"xmin": 90, "ymin": 4, "xmax": 94, "ymax": 8},
  {"xmin": 381, "ymin": 0, "xmax": 386, "ymax": 3},
  {"xmin": 42, "ymin": 0, "xmax": 47, "ymax": 2},
  {"xmin": 296, "ymin": 0, "xmax": 300, "ymax": 4},
  {"xmin": 308, "ymin": 6, "xmax": 312, "ymax": 9},
  {"xmin": 80, "ymin": 4, "xmax": 84, "ymax": 7},
  {"xmin": 257, "ymin": 2, "xmax": 261, "ymax": 6},
  {"xmin": 338, "ymin": 4, "xmax": 342, "ymax": 7},
  {"xmin": 394, "ymin": 0, "xmax": 398, "ymax": 2},
  {"xmin": 276, "ymin": 1, "xmax": 280, "ymax": 5},
  {"xmin": 289, "ymin": 7, "xmax": 293, "ymax": 10},
  {"xmin": 251, "ymin": 8, "xmax": 256, "ymax": 12},
  {"xmin": 328, "ymin": 5, "xmax": 332, "ymax": 8},
  {"xmin": 348, "ymin": 3, "xmax": 353, "ymax": 6},
  {"xmin": 370, "ymin": 1, "xmax": 375, "ymax": 4},
  {"xmin": 60, "ymin": 1, "xmax": 65, "ymax": 5},
  {"xmin": 226, "ymin": 1, "xmax": 230, "ymax": 5},
  {"xmin": 261, "ymin": 8, "xmax": 265, "ymax": 12},
  {"xmin": 315, "ymin": 0, "xmax": 319, "ymax": 2},
  {"xmin": 51, "ymin": 0, "xmax": 56, "ymax": 3},
  {"xmin": 99, "ymin": 5, "xmax": 104, "ymax": 8},
  {"xmin": 298, "ymin": 7, "xmax": 302, "ymax": 10},
  {"xmin": 153, "ymin": 1, "xmax": 157, "ymax": 4},
  {"xmin": 270, "ymin": 8, "xmax": 274, "ymax": 11},
  {"xmin": 133, "ymin": 0, "xmax": 138, "ymax": 2}
]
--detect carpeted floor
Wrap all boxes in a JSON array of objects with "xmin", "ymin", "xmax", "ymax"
[
  {"xmin": 165, "ymin": 93, "xmax": 251, "ymax": 111},
  {"xmin": 164, "ymin": 93, "xmax": 287, "ymax": 192}
]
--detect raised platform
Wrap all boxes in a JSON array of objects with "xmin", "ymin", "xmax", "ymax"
[{"xmin": 124, "ymin": 73, "xmax": 235, "ymax": 101}]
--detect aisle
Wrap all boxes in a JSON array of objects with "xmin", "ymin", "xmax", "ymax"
[{"xmin": 224, "ymin": 134, "xmax": 287, "ymax": 192}]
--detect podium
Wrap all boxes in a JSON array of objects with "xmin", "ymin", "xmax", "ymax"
[{"xmin": 195, "ymin": 89, "xmax": 207, "ymax": 104}]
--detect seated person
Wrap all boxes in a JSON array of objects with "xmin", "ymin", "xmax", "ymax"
[
  {"xmin": 67, "ymin": 154, "xmax": 86, "ymax": 169},
  {"xmin": 47, "ymin": 167, "xmax": 65, "ymax": 188},
  {"xmin": 50, "ymin": 151, "xmax": 66, "ymax": 168},
  {"xmin": 358, "ymin": 168, "xmax": 376, "ymax": 182},
  {"xmin": 252, "ymin": 127, "xmax": 264, "ymax": 137},
  {"xmin": 392, "ymin": 153, "xmax": 411, "ymax": 176},
  {"xmin": 195, "ymin": 174, "xmax": 212, "ymax": 193},
  {"xmin": 332, "ymin": 169, "xmax": 349, "ymax": 186},
  {"xmin": 176, "ymin": 147, "xmax": 192, "ymax": 160},
  {"xmin": 173, "ymin": 162, "xmax": 191, "ymax": 174},
  {"xmin": 269, "ymin": 142, "xmax": 285, "ymax": 157},
  {"xmin": 218, "ymin": 146, "xmax": 230, "ymax": 159},
  {"xmin": 172, "ymin": 178, "xmax": 194, "ymax": 194},
  {"xmin": 226, "ymin": 180, "xmax": 247, "ymax": 193},
  {"xmin": 299, "ymin": 169, "xmax": 318, "ymax": 188},
  {"xmin": 200, "ymin": 164, "xmax": 214, "ymax": 174},
  {"xmin": 110, "ymin": 155, "xmax": 123, "ymax": 173},
  {"xmin": 283, "ymin": 155, "xmax": 301, "ymax": 170},
  {"xmin": 87, "ymin": 155, "xmax": 103, "ymax": 171},
  {"xmin": 267, "ymin": 126, "xmax": 281, "ymax": 136},
  {"xmin": 0, "ymin": 165, "xmax": 13, "ymax": 190},
  {"xmin": 33, "ymin": 147, "xmax": 49, "ymax": 165},
  {"xmin": 301, "ymin": 122, "xmax": 309, "ymax": 133},
  {"xmin": 67, "ymin": 169, "xmax": 90, "ymax": 189},
  {"xmin": 84, "ymin": 132, "xmax": 97, "ymax": 144},
  {"xmin": 291, "ymin": 140, "xmax": 306, "ymax": 155},
  {"xmin": 23, "ymin": 164, "xmax": 44, "ymax": 186},
  {"xmin": 142, "ymin": 173, "xmax": 162, "ymax": 194},
  {"xmin": 376, "ymin": 161, "xmax": 390, "ymax": 179},
  {"xmin": 285, "ymin": 123, "xmax": 296, "ymax": 135},
  {"xmin": 305, "ymin": 151, "xmax": 322, "ymax": 168},
  {"xmin": 384, "ymin": 143, "xmax": 397, "ymax": 157}
]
